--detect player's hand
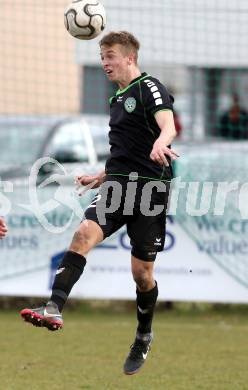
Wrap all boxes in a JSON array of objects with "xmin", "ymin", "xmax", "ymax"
[
  {"xmin": 150, "ymin": 140, "xmax": 179, "ymax": 167},
  {"xmin": 0, "ymin": 218, "xmax": 7, "ymax": 239},
  {"xmin": 75, "ymin": 171, "xmax": 106, "ymax": 195},
  {"xmin": 75, "ymin": 174, "xmax": 100, "ymax": 189}
]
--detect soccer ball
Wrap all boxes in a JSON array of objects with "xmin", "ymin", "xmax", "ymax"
[{"xmin": 64, "ymin": 0, "xmax": 106, "ymax": 40}]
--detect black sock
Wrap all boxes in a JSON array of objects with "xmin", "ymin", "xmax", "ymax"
[
  {"xmin": 51, "ymin": 251, "xmax": 86, "ymax": 312},
  {"xmin": 136, "ymin": 282, "xmax": 158, "ymax": 334}
]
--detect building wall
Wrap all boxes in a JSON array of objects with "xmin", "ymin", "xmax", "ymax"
[
  {"xmin": 2, "ymin": 1, "xmax": 247, "ymax": 121},
  {"xmin": 1, "ymin": 1, "xmax": 80, "ymax": 114}
]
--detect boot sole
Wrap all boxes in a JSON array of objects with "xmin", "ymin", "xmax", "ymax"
[{"xmin": 20, "ymin": 309, "xmax": 63, "ymax": 331}]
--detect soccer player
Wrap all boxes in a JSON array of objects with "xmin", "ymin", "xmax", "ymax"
[
  {"xmin": 0, "ymin": 217, "xmax": 7, "ymax": 239},
  {"xmin": 20, "ymin": 31, "xmax": 178, "ymax": 375}
]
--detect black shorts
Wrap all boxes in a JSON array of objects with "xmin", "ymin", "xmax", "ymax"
[{"xmin": 84, "ymin": 175, "xmax": 170, "ymax": 258}]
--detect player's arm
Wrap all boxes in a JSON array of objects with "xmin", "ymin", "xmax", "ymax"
[
  {"xmin": 75, "ymin": 170, "xmax": 106, "ymax": 189},
  {"xmin": 150, "ymin": 110, "xmax": 178, "ymax": 166},
  {"xmin": 142, "ymin": 79, "xmax": 178, "ymax": 166},
  {"xmin": 0, "ymin": 217, "xmax": 8, "ymax": 239}
]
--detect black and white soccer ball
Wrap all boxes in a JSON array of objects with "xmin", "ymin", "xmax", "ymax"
[{"xmin": 64, "ymin": 0, "xmax": 106, "ymax": 40}]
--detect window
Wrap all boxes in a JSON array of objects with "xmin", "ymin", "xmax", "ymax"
[{"xmin": 82, "ymin": 66, "xmax": 115, "ymax": 114}]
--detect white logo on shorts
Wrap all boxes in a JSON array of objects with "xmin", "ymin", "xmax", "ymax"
[
  {"xmin": 154, "ymin": 237, "xmax": 162, "ymax": 246},
  {"xmin": 87, "ymin": 194, "xmax": 102, "ymax": 209}
]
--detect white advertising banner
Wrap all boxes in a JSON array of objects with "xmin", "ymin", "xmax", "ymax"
[{"xmin": 1, "ymin": 199, "xmax": 248, "ymax": 303}]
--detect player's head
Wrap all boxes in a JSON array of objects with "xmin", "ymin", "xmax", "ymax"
[{"xmin": 99, "ymin": 31, "xmax": 140, "ymax": 83}]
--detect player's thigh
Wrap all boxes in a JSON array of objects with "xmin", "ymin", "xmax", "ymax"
[
  {"xmin": 128, "ymin": 180, "xmax": 169, "ymax": 260},
  {"xmin": 84, "ymin": 182, "xmax": 127, "ymax": 239},
  {"xmin": 70, "ymin": 219, "xmax": 104, "ymax": 254},
  {"xmin": 127, "ymin": 211, "xmax": 166, "ymax": 261}
]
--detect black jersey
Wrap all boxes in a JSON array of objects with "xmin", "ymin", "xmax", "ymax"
[{"xmin": 105, "ymin": 72, "xmax": 174, "ymax": 181}]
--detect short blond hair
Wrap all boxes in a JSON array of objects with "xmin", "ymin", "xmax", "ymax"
[{"xmin": 99, "ymin": 31, "xmax": 140, "ymax": 62}]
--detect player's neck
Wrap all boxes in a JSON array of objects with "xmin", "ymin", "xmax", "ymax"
[{"xmin": 117, "ymin": 68, "xmax": 141, "ymax": 90}]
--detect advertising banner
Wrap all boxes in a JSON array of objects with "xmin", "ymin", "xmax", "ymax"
[
  {"xmin": 1, "ymin": 202, "xmax": 248, "ymax": 303},
  {"xmin": 1, "ymin": 152, "xmax": 248, "ymax": 303}
]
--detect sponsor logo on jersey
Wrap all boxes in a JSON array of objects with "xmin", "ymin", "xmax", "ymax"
[{"xmin": 124, "ymin": 97, "xmax": 136, "ymax": 113}]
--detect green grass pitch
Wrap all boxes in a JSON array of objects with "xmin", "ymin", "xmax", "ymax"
[{"xmin": 0, "ymin": 304, "xmax": 248, "ymax": 390}]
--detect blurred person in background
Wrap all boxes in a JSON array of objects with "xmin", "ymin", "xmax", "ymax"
[
  {"xmin": 0, "ymin": 218, "xmax": 7, "ymax": 238},
  {"xmin": 216, "ymin": 93, "xmax": 248, "ymax": 140}
]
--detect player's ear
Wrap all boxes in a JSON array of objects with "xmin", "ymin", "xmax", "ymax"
[{"xmin": 127, "ymin": 52, "xmax": 135, "ymax": 65}]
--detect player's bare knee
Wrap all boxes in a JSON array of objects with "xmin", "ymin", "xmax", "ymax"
[
  {"xmin": 132, "ymin": 269, "xmax": 152, "ymax": 291},
  {"xmin": 70, "ymin": 224, "xmax": 95, "ymax": 254}
]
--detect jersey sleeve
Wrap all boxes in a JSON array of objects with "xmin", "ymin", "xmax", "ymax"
[{"xmin": 141, "ymin": 78, "xmax": 174, "ymax": 116}]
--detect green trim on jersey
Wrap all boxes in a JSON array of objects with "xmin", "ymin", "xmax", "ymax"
[
  {"xmin": 107, "ymin": 173, "xmax": 171, "ymax": 182},
  {"xmin": 109, "ymin": 96, "xmax": 115, "ymax": 104},
  {"xmin": 154, "ymin": 108, "xmax": 172, "ymax": 116},
  {"xmin": 116, "ymin": 74, "xmax": 150, "ymax": 95},
  {"xmin": 109, "ymin": 74, "xmax": 150, "ymax": 104},
  {"xmin": 160, "ymin": 166, "xmax": 166, "ymax": 180}
]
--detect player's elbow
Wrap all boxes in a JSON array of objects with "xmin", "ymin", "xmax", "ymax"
[{"xmin": 169, "ymin": 126, "xmax": 177, "ymax": 140}]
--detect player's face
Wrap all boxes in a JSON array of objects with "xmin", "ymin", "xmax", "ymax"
[{"xmin": 100, "ymin": 44, "xmax": 131, "ymax": 83}]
